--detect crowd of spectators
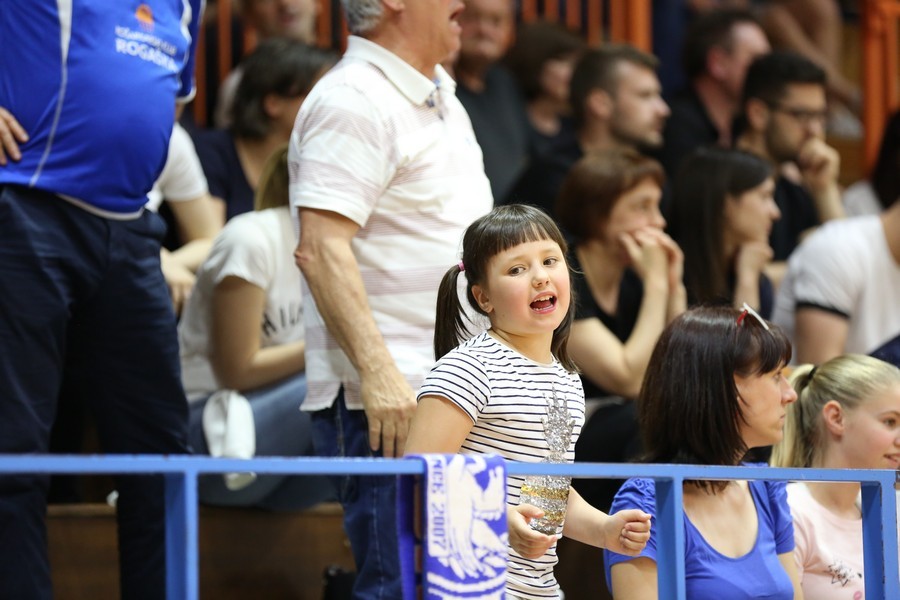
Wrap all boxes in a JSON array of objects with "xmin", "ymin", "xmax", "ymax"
[{"xmin": 1, "ymin": 0, "xmax": 897, "ymax": 598}]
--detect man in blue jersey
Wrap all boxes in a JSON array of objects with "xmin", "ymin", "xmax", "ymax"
[{"xmin": 0, "ymin": 2, "xmax": 202, "ymax": 598}]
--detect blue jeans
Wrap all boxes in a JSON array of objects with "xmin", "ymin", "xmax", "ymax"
[
  {"xmin": 188, "ymin": 373, "xmax": 336, "ymax": 511},
  {"xmin": 311, "ymin": 391, "xmax": 400, "ymax": 600},
  {"xmin": 0, "ymin": 185, "xmax": 189, "ymax": 600}
]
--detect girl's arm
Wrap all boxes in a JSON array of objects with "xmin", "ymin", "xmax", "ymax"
[
  {"xmin": 778, "ymin": 552, "xmax": 805, "ymax": 600},
  {"xmin": 405, "ymin": 396, "xmax": 562, "ymax": 560},
  {"xmin": 167, "ymin": 194, "xmax": 223, "ymax": 272},
  {"xmin": 733, "ymin": 241, "xmax": 773, "ymax": 311},
  {"xmin": 209, "ymin": 276, "xmax": 305, "ymax": 392},
  {"xmin": 561, "ymin": 486, "xmax": 651, "ymax": 552},
  {"xmin": 404, "ymin": 395, "xmax": 474, "ymax": 454},
  {"xmin": 609, "ymin": 558, "xmax": 658, "ymax": 600}
]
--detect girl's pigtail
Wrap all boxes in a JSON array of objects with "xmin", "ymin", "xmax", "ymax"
[{"xmin": 433, "ymin": 264, "xmax": 470, "ymax": 360}]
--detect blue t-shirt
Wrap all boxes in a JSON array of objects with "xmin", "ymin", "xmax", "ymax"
[
  {"xmin": 604, "ymin": 476, "xmax": 796, "ymax": 600},
  {"xmin": 0, "ymin": 0, "xmax": 202, "ymax": 215}
]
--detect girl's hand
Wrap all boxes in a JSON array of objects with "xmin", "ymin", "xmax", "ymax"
[
  {"xmin": 619, "ymin": 229, "xmax": 668, "ymax": 285},
  {"xmin": 602, "ymin": 508, "xmax": 651, "ymax": 556},
  {"xmin": 734, "ymin": 241, "xmax": 773, "ymax": 280},
  {"xmin": 508, "ymin": 504, "xmax": 558, "ymax": 560}
]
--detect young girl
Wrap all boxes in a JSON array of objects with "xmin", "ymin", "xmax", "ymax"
[
  {"xmin": 771, "ymin": 354, "xmax": 900, "ymax": 599},
  {"xmin": 605, "ymin": 305, "xmax": 804, "ymax": 600},
  {"xmin": 405, "ymin": 204, "xmax": 651, "ymax": 599}
]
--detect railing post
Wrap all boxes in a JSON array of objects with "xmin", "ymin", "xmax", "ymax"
[
  {"xmin": 165, "ymin": 470, "xmax": 199, "ymax": 600},
  {"xmin": 860, "ymin": 474, "xmax": 900, "ymax": 599},
  {"xmin": 654, "ymin": 475, "xmax": 686, "ymax": 600}
]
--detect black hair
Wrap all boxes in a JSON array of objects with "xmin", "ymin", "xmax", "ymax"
[
  {"xmin": 740, "ymin": 50, "xmax": 826, "ymax": 108},
  {"xmin": 871, "ymin": 109, "xmax": 900, "ymax": 210},
  {"xmin": 639, "ymin": 306, "xmax": 792, "ymax": 491},
  {"xmin": 231, "ymin": 38, "xmax": 337, "ymax": 139},
  {"xmin": 570, "ymin": 45, "xmax": 659, "ymax": 129},
  {"xmin": 505, "ymin": 20, "xmax": 586, "ymax": 101},
  {"xmin": 683, "ymin": 8, "xmax": 763, "ymax": 80},
  {"xmin": 669, "ymin": 146, "xmax": 773, "ymax": 305}
]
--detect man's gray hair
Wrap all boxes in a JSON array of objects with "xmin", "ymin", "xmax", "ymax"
[{"xmin": 341, "ymin": 0, "xmax": 384, "ymax": 35}]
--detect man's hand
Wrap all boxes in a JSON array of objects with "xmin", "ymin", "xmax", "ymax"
[
  {"xmin": 359, "ymin": 365, "xmax": 417, "ymax": 457},
  {"xmin": 0, "ymin": 107, "xmax": 28, "ymax": 165},
  {"xmin": 797, "ymin": 137, "xmax": 840, "ymax": 195},
  {"xmin": 160, "ymin": 250, "xmax": 196, "ymax": 316}
]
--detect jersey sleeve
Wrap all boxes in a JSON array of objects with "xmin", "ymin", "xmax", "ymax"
[{"xmin": 176, "ymin": 0, "xmax": 203, "ymax": 102}]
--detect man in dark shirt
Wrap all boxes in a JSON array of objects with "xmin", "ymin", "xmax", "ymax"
[
  {"xmin": 735, "ymin": 51, "xmax": 843, "ymax": 272},
  {"xmin": 454, "ymin": 0, "xmax": 530, "ymax": 203},
  {"xmin": 658, "ymin": 9, "xmax": 770, "ymax": 179},
  {"xmin": 506, "ymin": 45, "xmax": 670, "ymax": 217}
]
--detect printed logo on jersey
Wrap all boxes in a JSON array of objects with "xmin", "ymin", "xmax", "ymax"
[
  {"xmin": 135, "ymin": 4, "xmax": 154, "ymax": 31},
  {"xmin": 115, "ymin": 5, "xmax": 182, "ymax": 74}
]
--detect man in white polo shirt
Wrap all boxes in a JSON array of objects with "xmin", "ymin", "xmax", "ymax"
[{"xmin": 288, "ymin": 0, "xmax": 493, "ymax": 596}]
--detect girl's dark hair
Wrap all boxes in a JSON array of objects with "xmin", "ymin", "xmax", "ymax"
[
  {"xmin": 638, "ymin": 306, "xmax": 792, "ymax": 492},
  {"xmin": 434, "ymin": 204, "xmax": 577, "ymax": 371},
  {"xmin": 504, "ymin": 20, "xmax": 585, "ymax": 101},
  {"xmin": 670, "ymin": 146, "xmax": 772, "ymax": 304},
  {"xmin": 871, "ymin": 109, "xmax": 900, "ymax": 210},
  {"xmin": 231, "ymin": 38, "xmax": 337, "ymax": 139},
  {"xmin": 555, "ymin": 148, "xmax": 664, "ymax": 242}
]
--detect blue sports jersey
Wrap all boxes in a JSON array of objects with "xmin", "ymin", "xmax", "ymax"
[{"xmin": 0, "ymin": 0, "xmax": 202, "ymax": 215}]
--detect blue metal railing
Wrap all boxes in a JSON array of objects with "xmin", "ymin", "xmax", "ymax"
[{"xmin": 0, "ymin": 455, "xmax": 897, "ymax": 599}]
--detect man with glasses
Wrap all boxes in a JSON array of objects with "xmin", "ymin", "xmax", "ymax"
[{"xmin": 735, "ymin": 51, "xmax": 844, "ymax": 283}]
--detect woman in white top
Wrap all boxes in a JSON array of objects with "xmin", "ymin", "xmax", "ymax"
[
  {"xmin": 178, "ymin": 146, "xmax": 333, "ymax": 509},
  {"xmin": 771, "ymin": 354, "xmax": 900, "ymax": 598}
]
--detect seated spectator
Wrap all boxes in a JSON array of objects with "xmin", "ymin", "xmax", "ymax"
[
  {"xmin": 454, "ymin": 0, "xmax": 530, "ymax": 203},
  {"xmin": 772, "ymin": 354, "xmax": 900, "ymax": 599},
  {"xmin": 555, "ymin": 149, "xmax": 685, "ymax": 512},
  {"xmin": 210, "ymin": 0, "xmax": 320, "ymax": 128},
  {"xmin": 505, "ymin": 20, "xmax": 586, "ymax": 160},
  {"xmin": 657, "ymin": 8, "xmax": 770, "ymax": 178},
  {"xmin": 150, "ymin": 121, "xmax": 223, "ymax": 315},
  {"xmin": 193, "ymin": 38, "xmax": 335, "ymax": 220},
  {"xmin": 771, "ymin": 191, "xmax": 900, "ymax": 365},
  {"xmin": 843, "ymin": 109, "xmax": 900, "ymax": 217},
  {"xmin": 605, "ymin": 305, "xmax": 802, "ymax": 599},
  {"xmin": 756, "ymin": 0, "xmax": 862, "ymax": 136},
  {"xmin": 506, "ymin": 45, "xmax": 670, "ymax": 218},
  {"xmin": 178, "ymin": 146, "xmax": 334, "ymax": 510},
  {"xmin": 670, "ymin": 147, "xmax": 780, "ymax": 317},
  {"xmin": 735, "ymin": 51, "xmax": 843, "ymax": 273}
]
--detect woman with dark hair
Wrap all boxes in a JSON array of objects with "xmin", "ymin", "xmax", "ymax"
[
  {"xmin": 670, "ymin": 146, "xmax": 780, "ymax": 317},
  {"xmin": 192, "ymin": 38, "xmax": 336, "ymax": 220},
  {"xmin": 555, "ymin": 148, "xmax": 685, "ymax": 513},
  {"xmin": 605, "ymin": 305, "xmax": 803, "ymax": 599},
  {"xmin": 504, "ymin": 20, "xmax": 585, "ymax": 158}
]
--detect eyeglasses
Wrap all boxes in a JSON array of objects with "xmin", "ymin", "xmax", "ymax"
[
  {"xmin": 736, "ymin": 302, "xmax": 770, "ymax": 330},
  {"xmin": 767, "ymin": 103, "xmax": 828, "ymax": 126}
]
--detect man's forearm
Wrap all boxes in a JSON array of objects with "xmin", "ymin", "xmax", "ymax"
[{"xmin": 297, "ymin": 236, "xmax": 395, "ymax": 376}]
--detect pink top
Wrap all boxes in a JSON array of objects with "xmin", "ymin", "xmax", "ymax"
[{"xmin": 787, "ymin": 483, "xmax": 865, "ymax": 599}]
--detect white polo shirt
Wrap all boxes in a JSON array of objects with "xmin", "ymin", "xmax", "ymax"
[{"xmin": 289, "ymin": 36, "xmax": 493, "ymax": 411}]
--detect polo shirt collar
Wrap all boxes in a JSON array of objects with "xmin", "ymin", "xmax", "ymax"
[{"xmin": 345, "ymin": 35, "xmax": 456, "ymax": 106}]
